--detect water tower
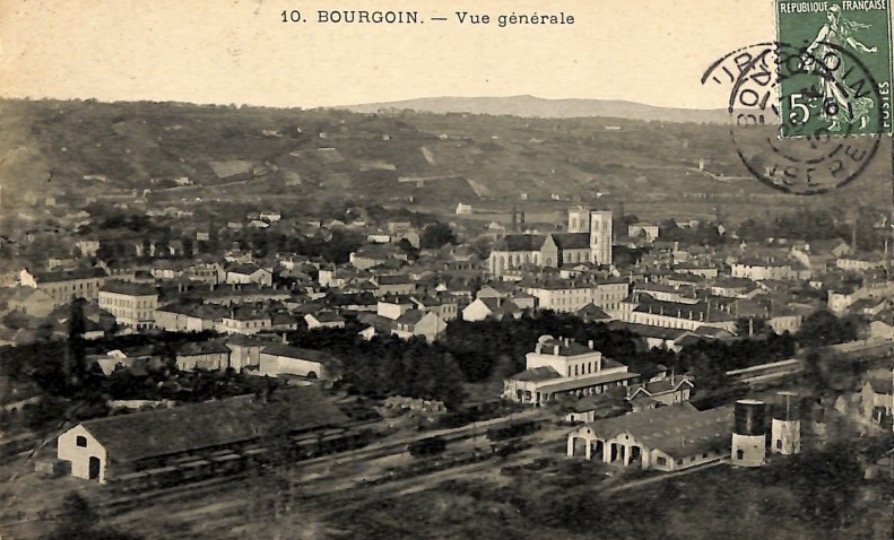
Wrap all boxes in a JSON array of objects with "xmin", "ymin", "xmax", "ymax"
[
  {"xmin": 770, "ymin": 392, "xmax": 801, "ymax": 455},
  {"xmin": 731, "ymin": 399, "xmax": 766, "ymax": 467}
]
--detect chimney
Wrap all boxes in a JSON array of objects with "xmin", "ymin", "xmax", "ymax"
[
  {"xmin": 281, "ymin": 332, "xmax": 288, "ymax": 344},
  {"xmin": 588, "ymin": 340, "xmax": 594, "ymax": 349},
  {"xmin": 553, "ymin": 345, "xmax": 560, "ymax": 356}
]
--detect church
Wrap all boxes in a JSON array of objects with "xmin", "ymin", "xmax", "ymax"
[{"xmin": 488, "ymin": 208, "xmax": 612, "ymax": 276}]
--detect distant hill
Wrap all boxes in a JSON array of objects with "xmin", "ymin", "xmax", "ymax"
[
  {"xmin": 0, "ymin": 98, "xmax": 889, "ymax": 224},
  {"xmin": 339, "ymin": 95, "xmax": 730, "ymax": 124}
]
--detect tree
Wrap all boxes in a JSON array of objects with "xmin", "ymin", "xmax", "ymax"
[
  {"xmin": 67, "ymin": 299, "xmax": 88, "ymax": 385},
  {"xmin": 420, "ymin": 222, "xmax": 457, "ymax": 249},
  {"xmin": 796, "ymin": 310, "xmax": 860, "ymax": 348},
  {"xmin": 395, "ymin": 238, "xmax": 419, "ymax": 259},
  {"xmin": 788, "ymin": 443, "xmax": 862, "ymax": 528}
]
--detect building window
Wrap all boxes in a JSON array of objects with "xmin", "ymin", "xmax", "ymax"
[
  {"xmin": 76, "ymin": 436, "xmax": 87, "ymax": 448},
  {"xmin": 656, "ymin": 456, "xmax": 667, "ymax": 466},
  {"xmin": 776, "ymin": 439, "xmax": 782, "ymax": 450},
  {"xmin": 736, "ymin": 449, "xmax": 744, "ymax": 460}
]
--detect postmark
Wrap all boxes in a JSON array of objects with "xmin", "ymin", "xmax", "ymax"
[{"xmin": 702, "ymin": 39, "xmax": 885, "ymax": 195}]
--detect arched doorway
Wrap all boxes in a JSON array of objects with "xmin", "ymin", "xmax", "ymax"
[
  {"xmin": 88, "ymin": 456, "xmax": 101, "ymax": 480},
  {"xmin": 630, "ymin": 445, "xmax": 642, "ymax": 465},
  {"xmin": 572, "ymin": 437, "xmax": 588, "ymax": 458},
  {"xmin": 593, "ymin": 440, "xmax": 604, "ymax": 461}
]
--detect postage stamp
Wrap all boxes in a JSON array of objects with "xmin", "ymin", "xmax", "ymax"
[{"xmin": 776, "ymin": 0, "xmax": 893, "ymax": 138}]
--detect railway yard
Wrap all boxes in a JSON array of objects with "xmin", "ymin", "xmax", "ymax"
[
  {"xmin": 0, "ymin": 408, "xmax": 562, "ymax": 540},
  {"xmin": 1, "ymin": 340, "xmax": 891, "ymax": 540}
]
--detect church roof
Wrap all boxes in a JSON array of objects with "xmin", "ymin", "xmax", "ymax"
[
  {"xmin": 550, "ymin": 233, "xmax": 591, "ymax": 250},
  {"xmin": 492, "ymin": 234, "xmax": 546, "ymax": 252}
]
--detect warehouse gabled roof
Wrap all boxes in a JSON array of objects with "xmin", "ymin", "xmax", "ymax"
[{"xmin": 78, "ymin": 386, "xmax": 348, "ymax": 464}]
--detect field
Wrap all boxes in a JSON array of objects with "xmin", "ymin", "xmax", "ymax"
[{"xmin": 2, "ymin": 99, "xmax": 891, "ymax": 224}]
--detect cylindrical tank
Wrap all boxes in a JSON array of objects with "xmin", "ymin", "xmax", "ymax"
[
  {"xmin": 772, "ymin": 392, "xmax": 800, "ymax": 421},
  {"xmin": 734, "ymin": 399, "xmax": 766, "ymax": 436},
  {"xmin": 731, "ymin": 400, "xmax": 766, "ymax": 467},
  {"xmin": 771, "ymin": 392, "xmax": 801, "ymax": 455}
]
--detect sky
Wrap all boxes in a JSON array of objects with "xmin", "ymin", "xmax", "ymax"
[{"xmin": 0, "ymin": 0, "xmax": 778, "ymax": 110}]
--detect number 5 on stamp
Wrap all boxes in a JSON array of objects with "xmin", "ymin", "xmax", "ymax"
[{"xmin": 776, "ymin": 0, "xmax": 893, "ymax": 138}]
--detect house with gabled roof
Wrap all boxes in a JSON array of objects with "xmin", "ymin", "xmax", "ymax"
[
  {"xmin": 214, "ymin": 307, "xmax": 272, "ymax": 335},
  {"xmin": 577, "ymin": 303, "xmax": 612, "ymax": 323},
  {"xmin": 304, "ymin": 312, "xmax": 346, "ymax": 330},
  {"xmin": 175, "ymin": 341, "xmax": 232, "ymax": 372},
  {"xmin": 627, "ymin": 376, "xmax": 694, "ymax": 407},
  {"xmin": 154, "ymin": 302, "xmax": 225, "ymax": 332},
  {"xmin": 349, "ymin": 244, "xmax": 409, "ymax": 271},
  {"xmin": 860, "ymin": 371, "xmax": 893, "ymax": 426},
  {"xmin": 225, "ymin": 264, "xmax": 273, "ymax": 287},
  {"xmin": 259, "ymin": 344, "xmax": 339, "ymax": 381},
  {"xmin": 411, "ymin": 294, "xmax": 459, "ymax": 321},
  {"xmin": 4, "ymin": 287, "xmax": 59, "ymax": 318},
  {"xmin": 462, "ymin": 297, "xmax": 524, "ymax": 322},
  {"xmin": 371, "ymin": 274, "xmax": 415, "ymax": 297},
  {"xmin": 391, "ymin": 309, "xmax": 447, "ymax": 342}
]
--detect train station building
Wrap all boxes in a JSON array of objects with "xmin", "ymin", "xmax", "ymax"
[
  {"xmin": 565, "ymin": 403, "xmax": 732, "ymax": 472},
  {"xmin": 56, "ymin": 386, "xmax": 348, "ymax": 484},
  {"xmin": 503, "ymin": 335, "xmax": 639, "ymax": 406}
]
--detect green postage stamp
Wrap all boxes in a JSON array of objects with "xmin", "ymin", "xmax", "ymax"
[{"xmin": 776, "ymin": 0, "xmax": 893, "ymax": 138}]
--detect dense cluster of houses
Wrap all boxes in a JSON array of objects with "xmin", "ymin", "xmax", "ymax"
[
  {"xmin": 3, "ymin": 207, "xmax": 893, "ymax": 367},
  {"xmin": 4, "ymin": 203, "xmax": 894, "ymax": 486}
]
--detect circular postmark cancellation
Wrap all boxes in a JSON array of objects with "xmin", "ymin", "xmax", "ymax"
[{"xmin": 702, "ymin": 41, "xmax": 884, "ymax": 195}]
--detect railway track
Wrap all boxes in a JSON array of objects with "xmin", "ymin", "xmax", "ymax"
[
  {"xmin": 725, "ymin": 340, "xmax": 894, "ymax": 387},
  {"xmin": 0, "ymin": 411, "xmax": 548, "ymax": 540},
  {"xmin": 109, "ymin": 443, "xmax": 548, "ymax": 540}
]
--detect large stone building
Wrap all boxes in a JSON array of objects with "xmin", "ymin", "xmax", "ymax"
[
  {"xmin": 98, "ymin": 281, "xmax": 159, "ymax": 330},
  {"xmin": 521, "ymin": 277, "xmax": 628, "ymax": 314},
  {"xmin": 488, "ymin": 209, "xmax": 612, "ymax": 276},
  {"xmin": 21, "ymin": 268, "xmax": 108, "ymax": 303},
  {"xmin": 503, "ymin": 335, "xmax": 638, "ymax": 406}
]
